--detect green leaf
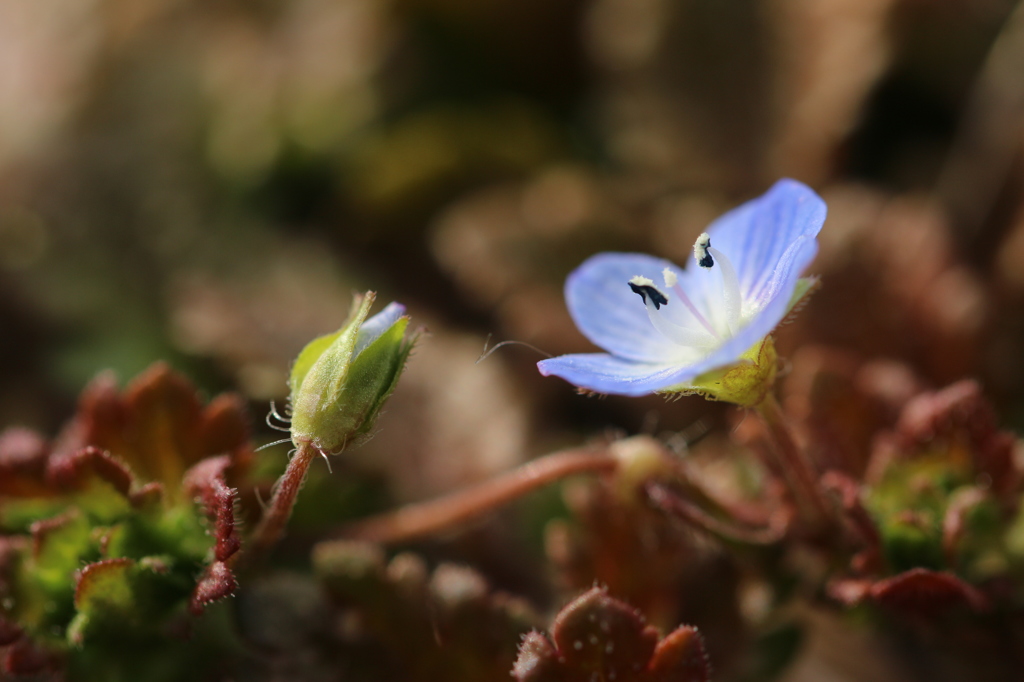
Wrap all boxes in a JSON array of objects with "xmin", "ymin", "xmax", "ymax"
[{"xmin": 68, "ymin": 558, "xmax": 136, "ymax": 646}]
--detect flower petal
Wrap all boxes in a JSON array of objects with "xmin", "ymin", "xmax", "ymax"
[
  {"xmin": 354, "ymin": 302, "xmax": 406, "ymax": 358},
  {"xmin": 705, "ymin": 179, "xmax": 826, "ymax": 307},
  {"xmin": 666, "ymin": 271, "xmax": 800, "ymax": 386},
  {"xmin": 565, "ymin": 253, "xmax": 687, "ymax": 362},
  {"xmin": 537, "ymin": 353, "xmax": 686, "ymax": 397},
  {"xmin": 542, "ymin": 238, "xmax": 821, "ymax": 397}
]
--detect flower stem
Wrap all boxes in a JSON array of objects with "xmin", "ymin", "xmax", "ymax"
[
  {"xmin": 646, "ymin": 482, "xmax": 785, "ymax": 545},
  {"xmin": 248, "ymin": 440, "xmax": 317, "ymax": 559},
  {"xmin": 338, "ymin": 447, "xmax": 619, "ymax": 544},
  {"xmin": 754, "ymin": 394, "xmax": 832, "ymax": 531}
]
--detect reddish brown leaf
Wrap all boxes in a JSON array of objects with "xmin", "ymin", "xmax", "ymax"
[
  {"xmin": 198, "ymin": 394, "xmax": 253, "ymax": 474},
  {"xmin": 782, "ymin": 348, "xmax": 890, "ymax": 477},
  {"xmin": 870, "ymin": 568, "xmax": 990, "ymax": 615},
  {"xmin": 0, "ymin": 427, "xmax": 51, "ymax": 496},
  {"xmin": 513, "ymin": 587, "xmax": 711, "ymax": 682},
  {"xmin": 182, "ymin": 455, "xmax": 241, "ymax": 616},
  {"xmin": 894, "ymin": 381, "xmax": 1018, "ymax": 496},
  {"xmin": 46, "ymin": 446, "xmax": 135, "ymax": 501},
  {"xmin": 547, "ymin": 472, "xmax": 700, "ymax": 625},
  {"xmin": 57, "ymin": 364, "xmax": 253, "ymax": 499},
  {"xmin": 183, "ymin": 456, "xmax": 241, "ymax": 563},
  {"xmin": 647, "ymin": 626, "xmax": 710, "ymax": 682},
  {"xmin": 941, "ymin": 486, "xmax": 989, "ymax": 566},
  {"xmin": 550, "ymin": 588, "xmax": 658, "ymax": 681},
  {"xmin": 30, "ymin": 511, "xmax": 81, "ymax": 559},
  {"xmin": 69, "ymin": 370, "xmax": 127, "ymax": 452},
  {"xmin": 130, "ymin": 481, "xmax": 164, "ymax": 508},
  {"xmin": 115, "ymin": 363, "xmax": 206, "ymax": 491},
  {"xmin": 190, "ymin": 561, "xmax": 237, "ymax": 616},
  {"xmin": 73, "ymin": 557, "xmax": 136, "ymax": 609},
  {"xmin": 511, "ymin": 632, "xmax": 561, "ymax": 682},
  {"xmin": 820, "ymin": 471, "xmax": 883, "ymax": 573}
]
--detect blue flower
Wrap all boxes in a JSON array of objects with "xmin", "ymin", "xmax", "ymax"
[{"xmin": 537, "ymin": 179, "xmax": 826, "ymax": 400}]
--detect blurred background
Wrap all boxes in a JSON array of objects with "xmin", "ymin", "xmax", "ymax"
[{"xmin": 3, "ymin": 0, "xmax": 1024, "ymax": 509}]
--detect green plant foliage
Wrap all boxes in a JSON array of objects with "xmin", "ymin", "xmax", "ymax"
[{"xmin": 0, "ymin": 364, "xmax": 253, "ymax": 680}]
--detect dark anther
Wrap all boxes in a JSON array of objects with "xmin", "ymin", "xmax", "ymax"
[
  {"xmin": 695, "ymin": 234, "xmax": 714, "ymax": 269},
  {"xmin": 629, "ymin": 282, "xmax": 669, "ymax": 310}
]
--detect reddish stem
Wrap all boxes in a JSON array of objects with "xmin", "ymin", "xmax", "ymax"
[
  {"xmin": 249, "ymin": 440, "xmax": 317, "ymax": 559},
  {"xmin": 646, "ymin": 482, "xmax": 785, "ymax": 546},
  {"xmin": 755, "ymin": 394, "xmax": 832, "ymax": 530},
  {"xmin": 339, "ymin": 447, "xmax": 619, "ymax": 544}
]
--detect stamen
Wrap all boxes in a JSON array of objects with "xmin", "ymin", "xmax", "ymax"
[
  {"xmin": 663, "ymin": 265, "xmax": 718, "ymax": 336},
  {"xmin": 669, "ymin": 283, "xmax": 720, "ymax": 339},
  {"xmin": 708, "ymin": 246, "xmax": 741, "ymax": 331},
  {"xmin": 694, "ymin": 233, "xmax": 714, "ymax": 269},
  {"xmin": 640, "ymin": 296, "xmax": 717, "ymax": 348},
  {"xmin": 628, "ymin": 276, "xmax": 668, "ymax": 310}
]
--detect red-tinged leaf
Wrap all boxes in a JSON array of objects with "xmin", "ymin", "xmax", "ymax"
[
  {"xmin": 647, "ymin": 626, "xmax": 710, "ymax": 682},
  {"xmin": 4, "ymin": 638, "xmax": 56, "ymax": 676},
  {"xmin": 870, "ymin": 568, "xmax": 990, "ymax": 615},
  {"xmin": 73, "ymin": 557, "xmax": 136, "ymax": 611},
  {"xmin": 66, "ymin": 370, "xmax": 127, "ymax": 453},
  {"xmin": 512, "ymin": 631, "xmax": 561, "ymax": 682},
  {"xmin": 894, "ymin": 381, "xmax": 1018, "ymax": 496},
  {"xmin": 0, "ymin": 428, "xmax": 50, "ymax": 496},
  {"xmin": 29, "ymin": 510, "xmax": 81, "ymax": 559},
  {"xmin": 550, "ymin": 587, "xmax": 659, "ymax": 680},
  {"xmin": 513, "ymin": 587, "xmax": 710, "ymax": 682},
  {"xmin": 183, "ymin": 456, "xmax": 241, "ymax": 563},
  {"xmin": 58, "ymin": 364, "xmax": 253, "ymax": 499},
  {"xmin": 941, "ymin": 486, "xmax": 989, "ymax": 565},
  {"xmin": 46, "ymin": 446, "xmax": 135, "ymax": 501},
  {"xmin": 781, "ymin": 348, "xmax": 888, "ymax": 477},
  {"xmin": 198, "ymin": 394, "xmax": 253, "ymax": 472},
  {"xmin": 117, "ymin": 363, "xmax": 206, "ymax": 491},
  {"xmin": 548, "ymin": 474, "xmax": 702, "ymax": 625},
  {"xmin": 189, "ymin": 561, "xmax": 237, "ymax": 615},
  {"xmin": 820, "ymin": 471, "xmax": 883, "ymax": 573},
  {"xmin": 182, "ymin": 456, "xmax": 241, "ymax": 615},
  {"xmin": 130, "ymin": 481, "xmax": 164, "ymax": 508}
]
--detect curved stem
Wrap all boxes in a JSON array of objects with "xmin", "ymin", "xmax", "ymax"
[
  {"xmin": 646, "ymin": 482, "xmax": 785, "ymax": 546},
  {"xmin": 338, "ymin": 447, "xmax": 619, "ymax": 544},
  {"xmin": 248, "ymin": 440, "xmax": 317, "ymax": 559},
  {"xmin": 755, "ymin": 394, "xmax": 832, "ymax": 530}
]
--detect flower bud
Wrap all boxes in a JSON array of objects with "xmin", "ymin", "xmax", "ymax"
[{"xmin": 289, "ymin": 292, "xmax": 416, "ymax": 454}]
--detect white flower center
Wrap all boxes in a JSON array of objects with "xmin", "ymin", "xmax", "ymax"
[{"xmin": 628, "ymin": 232, "xmax": 745, "ymax": 355}]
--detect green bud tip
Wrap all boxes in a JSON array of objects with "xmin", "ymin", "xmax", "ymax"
[{"xmin": 288, "ymin": 291, "xmax": 417, "ymax": 457}]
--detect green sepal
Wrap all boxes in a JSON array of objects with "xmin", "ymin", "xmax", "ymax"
[
  {"xmin": 652, "ymin": 278, "xmax": 815, "ymax": 407},
  {"xmin": 290, "ymin": 292, "xmax": 375, "ymax": 405},
  {"xmin": 660, "ymin": 336, "xmax": 778, "ymax": 407},
  {"xmin": 290, "ymin": 292, "xmax": 416, "ymax": 454},
  {"xmin": 341, "ymin": 316, "xmax": 416, "ymax": 443}
]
